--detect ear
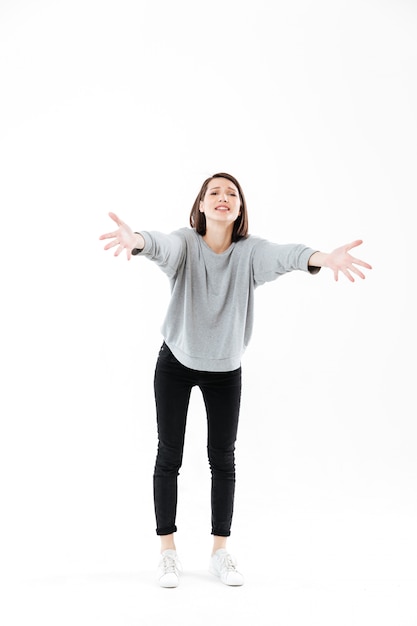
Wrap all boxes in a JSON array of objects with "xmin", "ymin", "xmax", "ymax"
[{"xmin": 199, "ymin": 200, "xmax": 204, "ymax": 213}]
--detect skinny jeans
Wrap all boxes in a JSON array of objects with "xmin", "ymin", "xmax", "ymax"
[{"xmin": 153, "ymin": 343, "xmax": 242, "ymax": 537}]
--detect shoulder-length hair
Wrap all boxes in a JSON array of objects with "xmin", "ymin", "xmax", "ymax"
[{"xmin": 189, "ymin": 172, "xmax": 249, "ymax": 242}]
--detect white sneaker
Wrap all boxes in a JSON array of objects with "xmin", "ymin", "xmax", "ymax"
[
  {"xmin": 209, "ymin": 548, "xmax": 244, "ymax": 586},
  {"xmin": 157, "ymin": 549, "xmax": 182, "ymax": 588}
]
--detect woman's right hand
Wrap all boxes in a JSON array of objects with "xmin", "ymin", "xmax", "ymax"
[{"xmin": 99, "ymin": 212, "xmax": 144, "ymax": 260}]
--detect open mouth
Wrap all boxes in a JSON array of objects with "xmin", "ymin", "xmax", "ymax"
[{"xmin": 215, "ymin": 206, "xmax": 229, "ymax": 211}]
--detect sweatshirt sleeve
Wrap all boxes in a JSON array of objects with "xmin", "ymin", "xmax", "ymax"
[
  {"xmin": 137, "ymin": 229, "xmax": 186, "ymax": 279},
  {"xmin": 251, "ymin": 238, "xmax": 320, "ymax": 286}
]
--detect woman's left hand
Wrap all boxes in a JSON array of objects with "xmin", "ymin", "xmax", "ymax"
[
  {"xmin": 326, "ymin": 240, "xmax": 372, "ymax": 282},
  {"xmin": 309, "ymin": 240, "xmax": 372, "ymax": 282}
]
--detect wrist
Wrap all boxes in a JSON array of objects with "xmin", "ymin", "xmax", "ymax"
[
  {"xmin": 308, "ymin": 251, "xmax": 327, "ymax": 268},
  {"xmin": 132, "ymin": 232, "xmax": 145, "ymax": 255},
  {"xmin": 307, "ymin": 251, "xmax": 326, "ymax": 275}
]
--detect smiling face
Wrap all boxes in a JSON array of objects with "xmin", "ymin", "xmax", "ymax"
[{"xmin": 199, "ymin": 177, "xmax": 241, "ymax": 228}]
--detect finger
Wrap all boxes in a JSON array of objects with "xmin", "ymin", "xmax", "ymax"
[
  {"xmin": 349, "ymin": 264, "xmax": 366, "ymax": 280},
  {"xmin": 114, "ymin": 244, "xmax": 123, "ymax": 257},
  {"xmin": 99, "ymin": 230, "xmax": 118, "ymax": 240},
  {"xmin": 109, "ymin": 212, "xmax": 123, "ymax": 226},
  {"xmin": 345, "ymin": 239, "xmax": 363, "ymax": 251},
  {"xmin": 103, "ymin": 239, "xmax": 119, "ymax": 250},
  {"xmin": 341, "ymin": 267, "xmax": 355, "ymax": 282},
  {"xmin": 350, "ymin": 257, "xmax": 372, "ymax": 270}
]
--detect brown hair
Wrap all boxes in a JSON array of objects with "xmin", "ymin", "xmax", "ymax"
[{"xmin": 189, "ymin": 172, "xmax": 249, "ymax": 242}]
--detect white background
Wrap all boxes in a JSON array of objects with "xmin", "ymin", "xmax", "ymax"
[{"xmin": 1, "ymin": 0, "xmax": 416, "ymax": 624}]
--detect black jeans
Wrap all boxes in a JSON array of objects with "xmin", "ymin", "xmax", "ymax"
[{"xmin": 153, "ymin": 343, "xmax": 242, "ymax": 537}]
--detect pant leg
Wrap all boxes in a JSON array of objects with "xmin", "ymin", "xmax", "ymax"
[
  {"xmin": 199, "ymin": 367, "xmax": 242, "ymax": 537},
  {"xmin": 153, "ymin": 343, "xmax": 194, "ymax": 535}
]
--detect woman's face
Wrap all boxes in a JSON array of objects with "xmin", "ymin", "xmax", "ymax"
[{"xmin": 199, "ymin": 178, "xmax": 241, "ymax": 228}]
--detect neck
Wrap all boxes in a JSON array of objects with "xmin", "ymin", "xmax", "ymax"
[{"xmin": 203, "ymin": 223, "xmax": 234, "ymax": 254}]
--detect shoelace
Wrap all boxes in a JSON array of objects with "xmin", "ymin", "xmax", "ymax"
[
  {"xmin": 161, "ymin": 554, "xmax": 178, "ymax": 574},
  {"xmin": 220, "ymin": 553, "xmax": 237, "ymax": 572}
]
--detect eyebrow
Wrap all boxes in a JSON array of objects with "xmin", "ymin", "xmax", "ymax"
[{"xmin": 208, "ymin": 186, "xmax": 238, "ymax": 191}]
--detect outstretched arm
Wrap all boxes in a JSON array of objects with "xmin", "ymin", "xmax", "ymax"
[
  {"xmin": 99, "ymin": 212, "xmax": 144, "ymax": 260},
  {"xmin": 308, "ymin": 240, "xmax": 372, "ymax": 282}
]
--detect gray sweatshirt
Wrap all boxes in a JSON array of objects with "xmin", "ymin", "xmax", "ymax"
[{"xmin": 138, "ymin": 228, "xmax": 319, "ymax": 372}]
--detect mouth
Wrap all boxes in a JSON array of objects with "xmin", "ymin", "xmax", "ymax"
[{"xmin": 215, "ymin": 205, "xmax": 229, "ymax": 211}]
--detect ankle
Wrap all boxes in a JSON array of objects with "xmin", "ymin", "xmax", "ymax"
[
  {"xmin": 212, "ymin": 538, "xmax": 228, "ymax": 555},
  {"xmin": 160, "ymin": 533, "xmax": 176, "ymax": 553}
]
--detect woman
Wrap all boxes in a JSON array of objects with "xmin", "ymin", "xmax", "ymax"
[{"xmin": 99, "ymin": 172, "xmax": 372, "ymax": 588}]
